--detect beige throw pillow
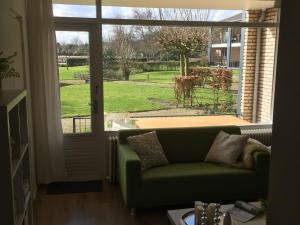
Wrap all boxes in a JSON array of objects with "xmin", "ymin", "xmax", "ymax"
[
  {"xmin": 127, "ymin": 131, "xmax": 169, "ymax": 171},
  {"xmin": 232, "ymin": 138, "xmax": 270, "ymax": 169},
  {"xmin": 205, "ymin": 130, "xmax": 249, "ymax": 165}
]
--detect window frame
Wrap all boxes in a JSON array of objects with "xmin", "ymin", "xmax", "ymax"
[{"xmin": 53, "ymin": 0, "xmax": 279, "ymax": 129}]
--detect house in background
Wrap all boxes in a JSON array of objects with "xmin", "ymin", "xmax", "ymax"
[{"xmin": 208, "ymin": 13, "xmax": 243, "ymax": 68}]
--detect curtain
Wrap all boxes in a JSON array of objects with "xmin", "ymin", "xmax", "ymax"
[{"xmin": 27, "ymin": 0, "xmax": 67, "ymax": 183}]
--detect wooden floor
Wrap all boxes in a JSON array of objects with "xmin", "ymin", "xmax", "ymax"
[
  {"xmin": 33, "ymin": 182, "xmax": 169, "ymax": 225},
  {"xmin": 135, "ymin": 115, "xmax": 250, "ymax": 129}
]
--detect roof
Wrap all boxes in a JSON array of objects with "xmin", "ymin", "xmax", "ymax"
[
  {"xmin": 222, "ymin": 12, "xmax": 243, "ymax": 22},
  {"xmin": 53, "ymin": 0, "xmax": 275, "ymax": 10}
]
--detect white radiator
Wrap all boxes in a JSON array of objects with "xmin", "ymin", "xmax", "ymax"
[
  {"xmin": 108, "ymin": 135, "xmax": 119, "ymax": 183},
  {"xmin": 241, "ymin": 125, "xmax": 272, "ymax": 146}
]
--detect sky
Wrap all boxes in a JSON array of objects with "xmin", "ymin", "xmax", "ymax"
[{"xmin": 54, "ymin": 4, "xmax": 242, "ymax": 44}]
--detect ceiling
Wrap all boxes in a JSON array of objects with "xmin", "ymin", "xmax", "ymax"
[{"xmin": 52, "ymin": 0, "xmax": 276, "ymax": 10}]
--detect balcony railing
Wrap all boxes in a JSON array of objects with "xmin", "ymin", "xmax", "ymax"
[{"xmin": 72, "ymin": 116, "xmax": 91, "ymax": 133}]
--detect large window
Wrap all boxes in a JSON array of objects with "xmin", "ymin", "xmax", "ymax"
[
  {"xmin": 102, "ymin": 24, "xmax": 242, "ymax": 130},
  {"xmin": 102, "ymin": 6, "xmax": 242, "ymax": 22},
  {"xmin": 52, "ymin": 1, "xmax": 279, "ymax": 132}
]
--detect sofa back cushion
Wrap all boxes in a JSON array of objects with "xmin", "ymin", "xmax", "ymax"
[{"xmin": 118, "ymin": 126, "xmax": 241, "ymax": 163}]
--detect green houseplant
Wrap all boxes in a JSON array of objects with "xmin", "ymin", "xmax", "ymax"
[{"xmin": 0, "ymin": 51, "xmax": 20, "ymax": 87}]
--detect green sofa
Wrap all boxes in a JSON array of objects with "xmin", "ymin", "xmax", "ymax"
[{"xmin": 118, "ymin": 126, "xmax": 270, "ymax": 210}]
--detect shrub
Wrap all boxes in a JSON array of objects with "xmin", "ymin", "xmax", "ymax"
[
  {"xmin": 103, "ymin": 69, "xmax": 123, "ymax": 80},
  {"xmin": 74, "ymin": 71, "xmax": 90, "ymax": 81},
  {"xmin": 189, "ymin": 67, "xmax": 212, "ymax": 87},
  {"xmin": 135, "ymin": 61, "xmax": 180, "ymax": 72},
  {"xmin": 175, "ymin": 66, "xmax": 233, "ymax": 111},
  {"xmin": 205, "ymin": 67, "xmax": 233, "ymax": 110},
  {"xmin": 174, "ymin": 76, "xmax": 202, "ymax": 106},
  {"xmin": 206, "ymin": 67, "xmax": 233, "ymax": 90},
  {"xmin": 67, "ymin": 58, "xmax": 89, "ymax": 67},
  {"xmin": 189, "ymin": 66, "xmax": 233, "ymax": 90}
]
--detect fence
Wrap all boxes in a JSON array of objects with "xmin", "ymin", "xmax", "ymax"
[
  {"xmin": 72, "ymin": 117, "xmax": 91, "ymax": 133},
  {"xmin": 134, "ymin": 61, "xmax": 208, "ymax": 72}
]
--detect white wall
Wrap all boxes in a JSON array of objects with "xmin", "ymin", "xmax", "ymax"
[
  {"xmin": 0, "ymin": 0, "xmax": 37, "ymax": 198},
  {"xmin": 0, "ymin": 0, "xmax": 29, "ymax": 90}
]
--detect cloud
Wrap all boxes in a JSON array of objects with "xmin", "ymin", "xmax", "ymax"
[
  {"xmin": 53, "ymin": 4, "xmax": 96, "ymax": 18},
  {"xmin": 102, "ymin": 6, "xmax": 136, "ymax": 19},
  {"xmin": 53, "ymin": 5, "xmax": 242, "ymax": 43},
  {"xmin": 56, "ymin": 31, "xmax": 89, "ymax": 44}
]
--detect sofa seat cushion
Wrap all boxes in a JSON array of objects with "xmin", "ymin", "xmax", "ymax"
[
  {"xmin": 142, "ymin": 163, "xmax": 255, "ymax": 180},
  {"xmin": 136, "ymin": 163, "xmax": 261, "ymax": 206}
]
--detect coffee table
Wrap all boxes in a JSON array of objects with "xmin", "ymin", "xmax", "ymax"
[{"xmin": 167, "ymin": 202, "xmax": 266, "ymax": 225}]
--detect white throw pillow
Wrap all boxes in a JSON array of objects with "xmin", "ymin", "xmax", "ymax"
[
  {"xmin": 205, "ymin": 130, "xmax": 249, "ymax": 165},
  {"xmin": 232, "ymin": 138, "xmax": 270, "ymax": 169}
]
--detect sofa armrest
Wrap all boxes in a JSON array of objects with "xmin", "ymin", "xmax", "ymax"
[
  {"xmin": 118, "ymin": 144, "xmax": 141, "ymax": 207},
  {"xmin": 252, "ymin": 151, "xmax": 270, "ymax": 198},
  {"xmin": 253, "ymin": 151, "xmax": 270, "ymax": 176}
]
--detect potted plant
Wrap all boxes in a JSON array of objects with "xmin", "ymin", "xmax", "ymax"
[{"xmin": 0, "ymin": 51, "xmax": 20, "ymax": 87}]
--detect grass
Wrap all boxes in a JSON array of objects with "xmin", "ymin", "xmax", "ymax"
[
  {"xmin": 58, "ymin": 66, "xmax": 238, "ymax": 118},
  {"xmin": 59, "ymin": 66, "xmax": 240, "ymax": 82},
  {"xmin": 130, "ymin": 70, "xmax": 240, "ymax": 84},
  {"xmin": 60, "ymin": 84, "xmax": 91, "ymax": 118},
  {"xmin": 130, "ymin": 71, "xmax": 181, "ymax": 83},
  {"xmin": 59, "ymin": 66, "xmax": 89, "ymax": 80},
  {"xmin": 104, "ymin": 82, "xmax": 176, "ymax": 113},
  {"xmin": 60, "ymin": 81, "xmax": 234, "ymax": 118}
]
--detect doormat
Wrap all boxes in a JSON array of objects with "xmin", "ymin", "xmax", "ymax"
[{"xmin": 47, "ymin": 180, "xmax": 103, "ymax": 195}]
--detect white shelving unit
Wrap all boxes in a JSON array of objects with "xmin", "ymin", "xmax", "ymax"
[{"xmin": 0, "ymin": 90, "xmax": 33, "ymax": 225}]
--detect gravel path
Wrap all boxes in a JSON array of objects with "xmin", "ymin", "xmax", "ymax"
[
  {"xmin": 111, "ymin": 80, "xmax": 173, "ymax": 88},
  {"xmin": 105, "ymin": 108, "xmax": 206, "ymax": 121}
]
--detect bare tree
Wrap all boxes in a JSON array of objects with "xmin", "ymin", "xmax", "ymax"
[
  {"xmin": 133, "ymin": 10, "xmax": 161, "ymax": 61},
  {"xmin": 158, "ymin": 26, "xmax": 209, "ymax": 76},
  {"xmin": 134, "ymin": 8, "xmax": 211, "ymax": 76},
  {"xmin": 112, "ymin": 26, "xmax": 135, "ymax": 80}
]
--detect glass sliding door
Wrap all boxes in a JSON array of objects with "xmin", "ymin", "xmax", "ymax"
[
  {"xmin": 55, "ymin": 30, "xmax": 94, "ymax": 134},
  {"xmin": 54, "ymin": 24, "xmax": 104, "ymax": 181}
]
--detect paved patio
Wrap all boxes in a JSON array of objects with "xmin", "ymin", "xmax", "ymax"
[
  {"xmin": 62, "ymin": 115, "xmax": 250, "ymax": 133},
  {"xmin": 134, "ymin": 115, "xmax": 250, "ymax": 129}
]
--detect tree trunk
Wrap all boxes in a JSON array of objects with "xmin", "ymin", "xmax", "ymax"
[
  {"xmin": 124, "ymin": 67, "xmax": 130, "ymax": 80},
  {"xmin": 66, "ymin": 55, "xmax": 69, "ymax": 70},
  {"xmin": 124, "ymin": 72, "xmax": 130, "ymax": 81},
  {"xmin": 184, "ymin": 54, "xmax": 189, "ymax": 76},
  {"xmin": 180, "ymin": 54, "xmax": 185, "ymax": 76}
]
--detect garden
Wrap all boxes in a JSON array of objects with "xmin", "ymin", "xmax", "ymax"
[
  {"xmin": 56, "ymin": 9, "xmax": 241, "ymax": 132},
  {"xmin": 59, "ymin": 65, "xmax": 239, "ymax": 118}
]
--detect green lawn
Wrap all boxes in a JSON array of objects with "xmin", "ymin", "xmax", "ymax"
[
  {"xmin": 130, "ymin": 71, "xmax": 181, "ymax": 83},
  {"xmin": 130, "ymin": 70, "xmax": 240, "ymax": 84},
  {"xmin": 59, "ymin": 66, "xmax": 89, "ymax": 80},
  {"xmin": 59, "ymin": 66, "xmax": 240, "ymax": 83},
  {"xmin": 60, "ymin": 84, "xmax": 91, "ymax": 118},
  {"xmin": 60, "ymin": 81, "xmax": 234, "ymax": 118},
  {"xmin": 59, "ymin": 66, "xmax": 238, "ymax": 118}
]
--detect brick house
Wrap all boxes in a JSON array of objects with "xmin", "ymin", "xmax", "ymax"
[
  {"xmin": 208, "ymin": 8, "xmax": 278, "ymax": 124},
  {"xmin": 240, "ymin": 8, "xmax": 279, "ymax": 123},
  {"xmin": 208, "ymin": 13, "xmax": 243, "ymax": 68}
]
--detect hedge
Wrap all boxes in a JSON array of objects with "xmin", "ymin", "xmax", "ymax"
[{"xmin": 67, "ymin": 58, "xmax": 89, "ymax": 67}]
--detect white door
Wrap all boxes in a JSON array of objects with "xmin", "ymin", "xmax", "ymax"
[{"xmin": 55, "ymin": 24, "xmax": 105, "ymax": 181}]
